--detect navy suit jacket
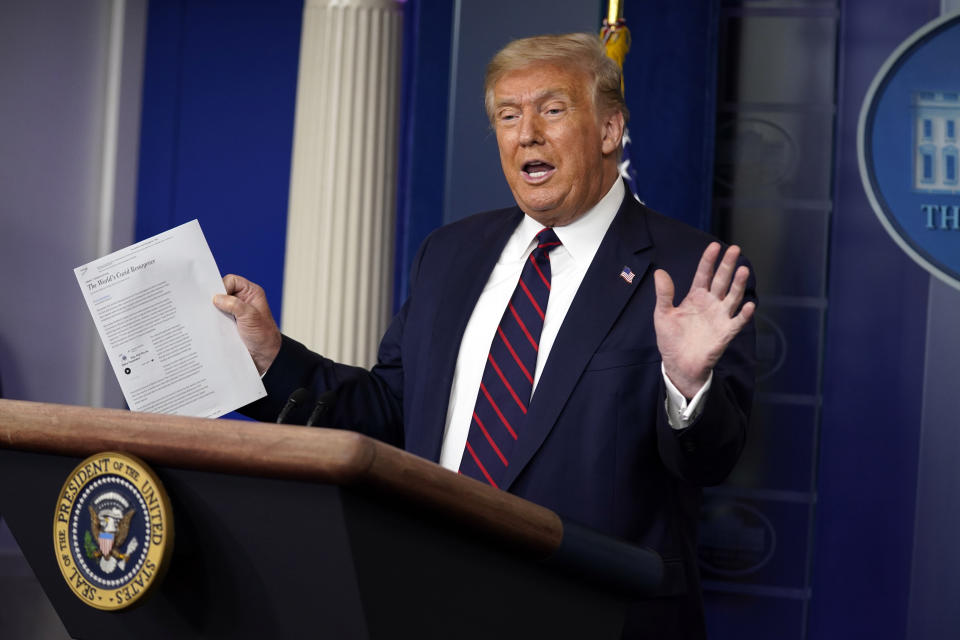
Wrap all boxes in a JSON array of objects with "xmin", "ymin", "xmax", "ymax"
[{"xmin": 244, "ymin": 190, "xmax": 756, "ymax": 638}]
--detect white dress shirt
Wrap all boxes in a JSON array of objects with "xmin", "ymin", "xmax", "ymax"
[{"xmin": 437, "ymin": 179, "xmax": 710, "ymax": 471}]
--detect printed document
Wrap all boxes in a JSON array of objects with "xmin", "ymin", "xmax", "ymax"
[{"xmin": 75, "ymin": 220, "xmax": 266, "ymax": 418}]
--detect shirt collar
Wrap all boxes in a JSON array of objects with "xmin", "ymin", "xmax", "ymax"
[{"xmin": 509, "ymin": 178, "xmax": 625, "ymax": 265}]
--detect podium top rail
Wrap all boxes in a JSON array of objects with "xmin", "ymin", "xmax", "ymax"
[{"xmin": 0, "ymin": 398, "xmax": 563, "ymax": 558}]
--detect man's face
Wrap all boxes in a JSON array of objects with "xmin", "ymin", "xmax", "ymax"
[{"xmin": 492, "ymin": 64, "xmax": 623, "ymax": 227}]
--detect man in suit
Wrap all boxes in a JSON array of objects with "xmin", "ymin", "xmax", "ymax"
[{"xmin": 215, "ymin": 33, "xmax": 755, "ymax": 639}]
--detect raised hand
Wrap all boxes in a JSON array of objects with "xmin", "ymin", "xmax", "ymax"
[
  {"xmin": 653, "ymin": 242, "xmax": 755, "ymax": 399},
  {"xmin": 213, "ymin": 274, "xmax": 283, "ymax": 375}
]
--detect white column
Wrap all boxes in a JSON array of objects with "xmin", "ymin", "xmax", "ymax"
[{"xmin": 281, "ymin": 0, "xmax": 403, "ymax": 367}]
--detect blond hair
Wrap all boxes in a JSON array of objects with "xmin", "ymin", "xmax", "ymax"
[{"xmin": 484, "ymin": 33, "xmax": 629, "ymax": 123}]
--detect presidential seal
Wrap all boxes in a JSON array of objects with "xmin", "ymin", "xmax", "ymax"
[{"xmin": 53, "ymin": 452, "xmax": 174, "ymax": 610}]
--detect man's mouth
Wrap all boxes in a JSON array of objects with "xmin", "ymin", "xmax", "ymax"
[{"xmin": 522, "ymin": 161, "xmax": 556, "ymax": 183}]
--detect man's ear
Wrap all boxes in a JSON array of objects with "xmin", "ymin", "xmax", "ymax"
[{"xmin": 600, "ymin": 110, "xmax": 625, "ymax": 156}]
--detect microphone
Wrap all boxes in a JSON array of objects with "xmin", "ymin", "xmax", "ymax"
[
  {"xmin": 276, "ymin": 387, "xmax": 311, "ymax": 424},
  {"xmin": 305, "ymin": 390, "xmax": 338, "ymax": 427}
]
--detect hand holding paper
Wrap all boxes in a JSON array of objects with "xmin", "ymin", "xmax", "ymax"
[
  {"xmin": 74, "ymin": 220, "xmax": 266, "ymax": 418},
  {"xmin": 212, "ymin": 274, "xmax": 282, "ymax": 375}
]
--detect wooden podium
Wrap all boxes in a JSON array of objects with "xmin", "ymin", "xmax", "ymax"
[{"xmin": 0, "ymin": 399, "xmax": 662, "ymax": 639}]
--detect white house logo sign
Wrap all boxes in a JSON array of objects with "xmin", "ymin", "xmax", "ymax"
[{"xmin": 859, "ymin": 12, "xmax": 960, "ymax": 287}]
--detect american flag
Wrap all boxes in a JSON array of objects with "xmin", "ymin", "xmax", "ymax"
[
  {"xmin": 619, "ymin": 129, "xmax": 644, "ymax": 204},
  {"xmin": 620, "ymin": 266, "xmax": 635, "ymax": 284},
  {"xmin": 602, "ymin": 9, "xmax": 644, "ymax": 205}
]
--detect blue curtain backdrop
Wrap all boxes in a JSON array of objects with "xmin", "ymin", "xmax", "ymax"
[{"xmin": 135, "ymin": 0, "xmax": 303, "ymax": 323}]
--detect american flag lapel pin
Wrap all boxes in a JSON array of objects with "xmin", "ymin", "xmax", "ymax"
[{"xmin": 619, "ymin": 266, "xmax": 635, "ymax": 284}]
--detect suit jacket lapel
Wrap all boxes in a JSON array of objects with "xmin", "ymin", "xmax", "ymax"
[
  {"xmin": 407, "ymin": 208, "xmax": 524, "ymax": 462},
  {"xmin": 501, "ymin": 197, "xmax": 654, "ymax": 491}
]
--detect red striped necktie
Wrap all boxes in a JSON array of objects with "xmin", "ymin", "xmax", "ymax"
[{"xmin": 459, "ymin": 227, "xmax": 562, "ymax": 488}]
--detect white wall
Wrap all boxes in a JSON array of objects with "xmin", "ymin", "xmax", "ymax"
[
  {"xmin": 0, "ymin": 5, "xmax": 147, "ymax": 630},
  {"xmin": 0, "ymin": 0, "xmax": 145, "ymax": 408}
]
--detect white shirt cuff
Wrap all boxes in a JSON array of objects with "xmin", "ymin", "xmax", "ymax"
[{"xmin": 661, "ymin": 364, "xmax": 713, "ymax": 430}]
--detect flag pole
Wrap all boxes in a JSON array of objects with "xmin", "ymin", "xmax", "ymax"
[{"xmin": 601, "ymin": 0, "xmax": 630, "ymax": 91}]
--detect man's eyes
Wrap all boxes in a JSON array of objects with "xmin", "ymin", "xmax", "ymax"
[{"xmin": 496, "ymin": 104, "xmax": 566, "ymax": 121}]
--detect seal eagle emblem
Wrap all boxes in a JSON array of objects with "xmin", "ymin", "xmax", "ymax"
[
  {"xmin": 53, "ymin": 452, "xmax": 174, "ymax": 610},
  {"xmin": 87, "ymin": 493, "xmax": 138, "ymax": 572}
]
